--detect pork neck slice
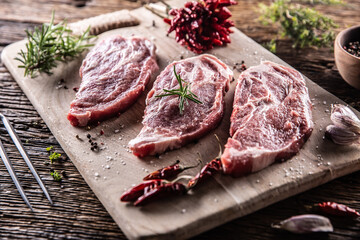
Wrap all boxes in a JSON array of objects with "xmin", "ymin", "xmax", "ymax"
[
  {"xmin": 68, "ymin": 35, "xmax": 158, "ymax": 126},
  {"xmin": 221, "ymin": 61, "xmax": 313, "ymax": 177},
  {"xmin": 129, "ymin": 54, "xmax": 233, "ymax": 157}
]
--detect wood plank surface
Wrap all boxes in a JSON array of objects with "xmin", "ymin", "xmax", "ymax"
[
  {"xmin": 2, "ymin": 1, "xmax": 360, "ymax": 239},
  {"xmin": 0, "ymin": 0, "xmax": 360, "ymax": 239}
]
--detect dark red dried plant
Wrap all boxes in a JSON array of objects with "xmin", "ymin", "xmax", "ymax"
[{"xmin": 164, "ymin": 0, "xmax": 237, "ymax": 53}]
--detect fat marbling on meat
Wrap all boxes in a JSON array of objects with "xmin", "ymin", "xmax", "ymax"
[
  {"xmin": 221, "ymin": 61, "xmax": 313, "ymax": 177},
  {"xmin": 129, "ymin": 54, "xmax": 233, "ymax": 157},
  {"xmin": 68, "ymin": 35, "xmax": 158, "ymax": 126}
]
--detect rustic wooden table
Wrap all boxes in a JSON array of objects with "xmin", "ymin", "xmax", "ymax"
[{"xmin": 0, "ymin": 0, "xmax": 359, "ymax": 239}]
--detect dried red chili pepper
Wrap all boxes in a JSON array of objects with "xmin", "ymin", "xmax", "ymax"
[
  {"xmin": 164, "ymin": 0, "xmax": 237, "ymax": 53},
  {"xmin": 315, "ymin": 202, "xmax": 360, "ymax": 218},
  {"xmin": 120, "ymin": 179, "xmax": 163, "ymax": 202},
  {"xmin": 134, "ymin": 182, "xmax": 187, "ymax": 206},
  {"xmin": 187, "ymin": 157, "xmax": 222, "ymax": 188},
  {"xmin": 143, "ymin": 160, "xmax": 200, "ymax": 180}
]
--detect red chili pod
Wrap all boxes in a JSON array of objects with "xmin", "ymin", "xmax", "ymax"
[
  {"xmin": 316, "ymin": 202, "xmax": 360, "ymax": 218},
  {"xmin": 187, "ymin": 158, "xmax": 222, "ymax": 189},
  {"xmin": 120, "ymin": 179, "xmax": 163, "ymax": 202},
  {"xmin": 134, "ymin": 182, "xmax": 187, "ymax": 206},
  {"xmin": 143, "ymin": 160, "xmax": 200, "ymax": 181}
]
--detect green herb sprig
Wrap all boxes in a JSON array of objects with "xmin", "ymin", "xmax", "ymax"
[
  {"xmin": 50, "ymin": 170, "xmax": 62, "ymax": 182},
  {"xmin": 156, "ymin": 65, "xmax": 203, "ymax": 115},
  {"xmin": 259, "ymin": 0, "xmax": 338, "ymax": 51},
  {"xmin": 15, "ymin": 11, "xmax": 94, "ymax": 78},
  {"xmin": 46, "ymin": 145, "xmax": 62, "ymax": 164},
  {"xmin": 298, "ymin": 0, "xmax": 345, "ymax": 5}
]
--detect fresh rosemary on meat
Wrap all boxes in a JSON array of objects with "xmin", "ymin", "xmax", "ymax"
[
  {"xmin": 15, "ymin": 12, "xmax": 94, "ymax": 78},
  {"xmin": 156, "ymin": 65, "xmax": 203, "ymax": 115}
]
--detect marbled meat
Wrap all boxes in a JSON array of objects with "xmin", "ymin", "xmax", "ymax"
[
  {"xmin": 68, "ymin": 35, "xmax": 158, "ymax": 126},
  {"xmin": 129, "ymin": 54, "xmax": 233, "ymax": 157},
  {"xmin": 221, "ymin": 61, "xmax": 313, "ymax": 177}
]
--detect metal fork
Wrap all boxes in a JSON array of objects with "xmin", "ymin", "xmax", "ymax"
[{"xmin": 0, "ymin": 113, "xmax": 53, "ymax": 211}]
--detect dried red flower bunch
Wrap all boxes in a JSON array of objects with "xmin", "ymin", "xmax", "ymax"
[{"xmin": 164, "ymin": 0, "xmax": 237, "ymax": 53}]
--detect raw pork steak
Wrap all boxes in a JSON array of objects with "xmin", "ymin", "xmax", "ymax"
[
  {"xmin": 68, "ymin": 35, "xmax": 158, "ymax": 126},
  {"xmin": 221, "ymin": 61, "xmax": 313, "ymax": 177},
  {"xmin": 129, "ymin": 54, "xmax": 233, "ymax": 157}
]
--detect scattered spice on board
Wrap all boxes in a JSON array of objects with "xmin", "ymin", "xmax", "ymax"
[
  {"xmin": 73, "ymin": 87, "xmax": 79, "ymax": 92},
  {"xmin": 233, "ymin": 61, "xmax": 247, "ymax": 72},
  {"xmin": 86, "ymin": 133, "xmax": 100, "ymax": 152},
  {"xmin": 343, "ymin": 41, "xmax": 360, "ymax": 57}
]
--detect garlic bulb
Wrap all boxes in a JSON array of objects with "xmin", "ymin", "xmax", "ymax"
[
  {"xmin": 326, "ymin": 125, "xmax": 360, "ymax": 145},
  {"xmin": 331, "ymin": 104, "xmax": 360, "ymax": 134},
  {"xmin": 271, "ymin": 214, "xmax": 333, "ymax": 234},
  {"xmin": 326, "ymin": 104, "xmax": 360, "ymax": 145}
]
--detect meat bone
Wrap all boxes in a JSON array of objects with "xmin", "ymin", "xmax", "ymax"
[{"xmin": 68, "ymin": 9, "xmax": 140, "ymax": 36}]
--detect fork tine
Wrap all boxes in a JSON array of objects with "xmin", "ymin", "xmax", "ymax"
[
  {"xmin": 0, "ymin": 138, "xmax": 34, "ymax": 212},
  {"xmin": 0, "ymin": 113, "xmax": 53, "ymax": 205}
]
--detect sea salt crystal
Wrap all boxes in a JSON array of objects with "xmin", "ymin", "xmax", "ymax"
[
  {"xmin": 95, "ymin": 172, "xmax": 100, "ymax": 177},
  {"xmin": 256, "ymin": 179, "xmax": 260, "ymax": 183},
  {"xmin": 323, "ymin": 101, "xmax": 327, "ymax": 105},
  {"xmin": 114, "ymin": 129, "xmax": 120, "ymax": 133},
  {"xmin": 181, "ymin": 209, "xmax": 186, "ymax": 214},
  {"xmin": 269, "ymin": 182, "xmax": 273, "ymax": 186},
  {"xmin": 105, "ymin": 165, "xmax": 110, "ymax": 169}
]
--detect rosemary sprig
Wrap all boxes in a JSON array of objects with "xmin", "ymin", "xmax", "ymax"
[
  {"xmin": 259, "ymin": 0, "xmax": 338, "ymax": 51},
  {"xmin": 156, "ymin": 65, "xmax": 203, "ymax": 115},
  {"xmin": 15, "ymin": 11, "xmax": 94, "ymax": 78}
]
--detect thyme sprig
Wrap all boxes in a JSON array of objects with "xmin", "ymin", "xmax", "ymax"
[
  {"xmin": 298, "ymin": 0, "xmax": 345, "ymax": 5},
  {"xmin": 259, "ymin": 0, "xmax": 338, "ymax": 51},
  {"xmin": 15, "ymin": 11, "xmax": 94, "ymax": 78},
  {"xmin": 156, "ymin": 65, "xmax": 203, "ymax": 115}
]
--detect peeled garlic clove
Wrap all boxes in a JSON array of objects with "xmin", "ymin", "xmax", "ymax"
[
  {"xmin": 331, "ymin": 104, "xmax": 360, "ymax": 134},
  {"xmin": 326, "ymin": 125, "xmax": 360, "ymax": 145},
  {"xmin": 271, "ymin": 214, "xmax": 333, "ymax": 234}
]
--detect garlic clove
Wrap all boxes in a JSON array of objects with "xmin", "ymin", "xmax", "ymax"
[
  {"xmin": 331, "ymin": 104, "xmax": 360, "ymax": 134},
  {"xmin": 325, "ymin": 125, "xmax": 360, "ymax": 145},
  {"xmin": 271, "ymin": 214, "xmax": 333, "ymax": 234}
]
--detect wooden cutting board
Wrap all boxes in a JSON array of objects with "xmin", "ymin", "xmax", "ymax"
[{"xmin": 2, "ymin": 2, "xmax": 360, "ymax": 239}]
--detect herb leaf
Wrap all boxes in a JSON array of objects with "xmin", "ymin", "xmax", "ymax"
[
  {"xmin": 259, "ymin": 0, "xmax": 338, "ymax": 50},
  {"xmin": 156, "ymin": 65, "xmax": 203, "ymax": 115},
  {"xmin": 49, "ymin": 152, "xmax": 61, "ymax": 164},
  {"xmin": 15, "ymin": 11, "xmax": 94, "ymax": 78},
  {"xmin": 50, "ymin": 170, "xmax": 62, "ymax": 182}
]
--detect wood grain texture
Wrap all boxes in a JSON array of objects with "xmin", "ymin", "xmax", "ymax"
[{"xmin": 0, "ymin": 0, "xmax": 360, "ymax": 239}]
